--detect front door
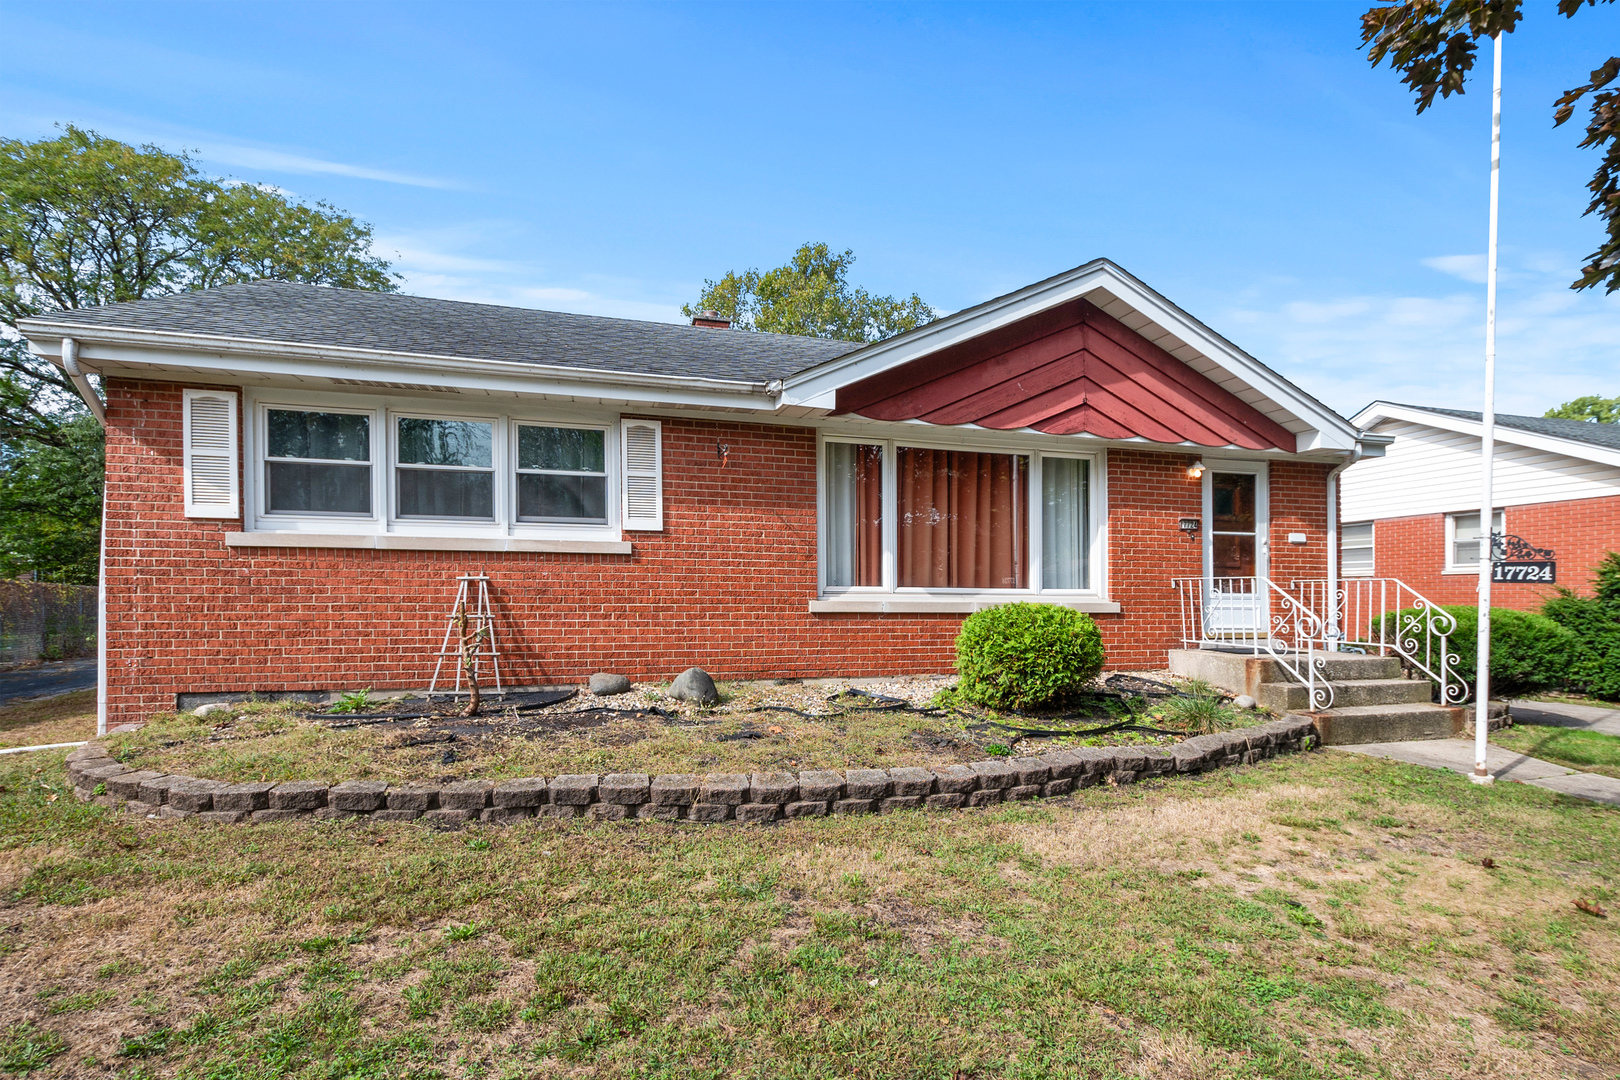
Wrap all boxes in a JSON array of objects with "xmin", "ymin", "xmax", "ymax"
[{"xmin": 1203, "ymin": 467, "xmax": 1267, "ymax": 636}]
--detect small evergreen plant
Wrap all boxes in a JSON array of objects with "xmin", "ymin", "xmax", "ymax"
[
  {"xmin": 1542, "ymin": 551, "xmax": 1620, "ymax": 700},
  {"xmin": 1378, "ymin": 605, "xmax": 1576, "ymax": 695},
  {"xmin": 954, "ymin": 603, "xmax": 1105, "ymax": 711}
]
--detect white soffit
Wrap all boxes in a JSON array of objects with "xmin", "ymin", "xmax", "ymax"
[{"xmin": 1353, "ymin": 402, "xmax": 1620, "ymax": 470}]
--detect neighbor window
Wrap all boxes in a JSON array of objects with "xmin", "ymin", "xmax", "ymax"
[
  {"xmin": 823, "ymin": 440, "xmax": 1094, "ymax": 593},
  {"xmin": 396, "ymin": 417, "xmax": 494, "ymax": 519},
  {"xmin": 264, "ymin": 408, "xmax": 372, "ymax": 515},
  {"xmin": 1447, "ymin": 510, "xmax": 1504, "ymax": 570},
  {"xmin": 1341, "ymin": 522, "xmax": 1374, "ymax": 577},
  {"xmin": 516, "ymin": 425, "xmax": 608, "ymax": 523}
]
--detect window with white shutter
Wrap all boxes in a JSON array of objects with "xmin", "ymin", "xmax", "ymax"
[
  {"xmin": 620, "ymin": 418, "xmax": 662, "ymax": 531},
  {"xmin": 183, "ymin": 389, "xmax": 240, "ymax": 518}
]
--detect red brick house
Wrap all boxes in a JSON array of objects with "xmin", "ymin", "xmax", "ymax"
[
  {"xmin": 20, "ymin": 260, "xmax": 1384, "ymax": 731},
  {"xmin": 1341, "ymin": 402, "xmax": 1620, "ymax": 608}
]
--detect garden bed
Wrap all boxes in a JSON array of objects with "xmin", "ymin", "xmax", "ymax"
[{"xmin": 104, "ymin": 672, "xmax": 1256, "ymax": 785}]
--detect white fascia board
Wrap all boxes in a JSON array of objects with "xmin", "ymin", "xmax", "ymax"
[
  {"xmin": 23, "ymin": 327, "xmax": 774, "ymax": 412},
  {"xmin": 777, "ymin": 259, "xmax": 1363, "ymax": 452},
  {"xmin": 1354, "ymin": 402, "xmax": 1620, "ymax": 469}
]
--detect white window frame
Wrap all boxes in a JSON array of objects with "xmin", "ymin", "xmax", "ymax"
[
  {"xmin": 1340, "ymin": 521, "xmax": 1375, "ymax": 578},
  {"xmin": 513, "ymin": 420, "xmax": 613, "ymax": 526},
  {"xmin": 1444, "ymin": 509, "xmax": 1504, "ymax": 573},
  {"xmin": 816, "ymin": 432, "xmax": 1108, "ymax": 601},
  {"xmin": 390, "ymin": 409, "xmax": 503, "ymax": 528},
  {"xmin": 242, "ymin": 387, "xmax": 622, "ymax": 542},
  {"xmin": 260, "ymin": 403, "xmax": 378, "ymax": 521}
]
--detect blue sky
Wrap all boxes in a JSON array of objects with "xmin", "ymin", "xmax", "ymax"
[{"xmin": 2, "ymin": 0, "xmax": 1616, "ymax": 419}]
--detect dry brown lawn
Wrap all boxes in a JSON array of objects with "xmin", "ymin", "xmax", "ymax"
[{"xmin": 0, "ymin": 689, "xmax": 94, "ymax": 750}]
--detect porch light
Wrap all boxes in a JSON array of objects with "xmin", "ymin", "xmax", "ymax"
[
  {"xmin": 1178, "ymin": 517, "xmax": 1202, "ymax": 541},
  {"xmin": 1187, "ymin": 459, "xmax": 1206, "ymax": 480}
]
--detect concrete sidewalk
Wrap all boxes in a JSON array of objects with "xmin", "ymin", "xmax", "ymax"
[
  {"xmin": 1336, "ymin": 737, "xmax": 1620, "ymax": 806},
  {"xmin": 1508, "ymin": 697, "xmax": 1620, "ymax": 737}
]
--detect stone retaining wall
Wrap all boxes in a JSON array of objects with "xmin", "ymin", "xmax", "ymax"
[{"xmin": 64, "ymin": 717, "xmax": 1318, "ymax": 826}]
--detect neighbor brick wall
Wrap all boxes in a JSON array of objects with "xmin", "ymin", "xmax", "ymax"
[
  {"xmin": 1363, "ymin": 495, "xmax": 1620, "ymax": 611},
  {"xmin": 100, "ymin": 379, "xmax": 1335, "ymax": 725}
]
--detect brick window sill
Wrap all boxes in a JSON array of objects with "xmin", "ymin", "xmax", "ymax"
[
  {"xmin": 224, "ymin": 532, "xmax": 633, "ymax": 555},
  {"xmin": 809, "ymin": 597, "xmax": 1121, "ymax": 615}
]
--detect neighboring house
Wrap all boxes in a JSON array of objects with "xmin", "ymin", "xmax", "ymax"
[
  {"xmin": 1341, "ymin": 402, "xmax": 1620, "ymax": 609},
  {"xmin": 20, "ymin": 259, "xmax": 1385, "ymax": 728}
]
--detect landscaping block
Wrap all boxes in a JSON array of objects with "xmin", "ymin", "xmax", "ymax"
[
  {"xmin": 637, "ymin": 804, "xmax": 683, "ymax": 821},
  {"xmin": 784, "ymin": 800, "xmax": 829, "ymax": 819},
  {"xmin": 330, "ymin": 781, "xmax": 388, "ymax": 812},
  {"xmin": 537, "ymin": 804, "xmax": 581, "ymax": 819},
  {"xmin": 887, "ymin": 767, "xmax": 935, "ymax": 797},
  {"xmin": 270, "ymin": 782, "xmax": 328, "ymax": 811},
  {"xmin": 734, "ymin": 803, "xmax": 780, "ymax": 823},
  {"xmin": 844, "ymin": 768, "xmax": 891, "ymax": 800},
  {"xmin": 1170, "ymin": 745, "xmax": 1208, "ymax": 773},
  {"xmin": 1008, "ymin": 757, "xmax": 1052, "ymax": 786},
  {"xmin": 198, "ymin": 810, "xmax": 249, "ymax": 824},
  {"xmin": 797, "ymin": 770, "xmax": 844, "ymax": 802},
  {"xmin": 881, "ymin": 795, "xmax": 923, "ymax": 812},
  {"xmin": 493, "ymin": 778, "xmax": 549, "ymax": 808},
  {"xmin": 106, "ymin": 770, "xmax": 163, "ymax": 801},
  {"xmin": 1111, "ymin": 748, "xmax": 1148, "ymax": 775},
  {"xmin": 1043, "ymin": 778, "xmax": 1075, "ymax": 797},
  {"xmin": 587, "ymin": 803, "xmax": 629, "ymax": 821},
  {"xmin": 439, "ymin": 782, "xmax": 493, "ymax": 810},
  {"xmin": 969, "ymin": 760, "xmax": 1017, "ymax": 790},
  {"xmin": 1036, "ymin": 749, "xmax": 1089, "ymax": 780},
  {"xmin": 251, "ymin": 809, "xmax": 303, "ymax": 823},
  {"xmin": 387, "ymin": 784, "xmax": 440, "ymax": 812},
  {"xmin": 600, "ymin": 773, "xmax": 651, "ymax": 805},
  {"xmin": 1141, "ymin": 748, "xmax": 1175, "ymax": 777},
  {"xmin": 159, "ymin": 805, "xmax": 196, "ymax": 820},
  {"xmin": 215, "ymin": 783, "xmax": 275, "ymax": 813},
  {"xmin": 82, "ymin": 763, "xmax": 132, "ymax": 785},
  {"xmin": 835, "ymin": 799, "xmax": 875, "ymax": 815},
  {"xmin": 480, "ymin": 807, "xmax": 533, "ymax": 824},
  {"xmin": 373, "ymin": 809, "xmax": 421, "ymax": 822},
  {"xmin": 966, "ymin": 788, "xmax": 1003, "ymax": 807},
  {"xmin": 423, "ymin": 808, "xmax": 479, "ymax": 827},
  {"xmin": 313, "ymin": 807, "xmax": 359, "ymax": 821},
  {"xmin": 124, "ymin": 800, "xmax": 159, "ymax": 817},
  {"xmin": 1006, "ymin": 784, "xmax": 1042, "ymax": 801},
  {"xmin": 750, "ymin": 772, "xmax": 798, "ymax": 805},
  {"xmin": 926, "ymin": 792, "xmax": 967, "ymax": 810},
  {"xmin": 688, "ymin": 802, "xmax": 732, "ymax": 822},
  {"xmin": 137, "ymin": 775, "xmax": 185, "ymax": 805},
  {"xmin": 550, "ymin": 775, "xmax": 599, "ymax": 806},
  {"xmin": 649, "ymin": 775, "xmax": 699, "ymax": 806},
  {"xmin": 931, "ymin": 765, "xmax": 978, "ymax": 794},
  {"xmin": 699, "ymin": 774, "xmax": 749, "ymax": 806}
]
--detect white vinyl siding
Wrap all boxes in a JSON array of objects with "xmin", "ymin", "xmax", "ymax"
[
  {"xmin": 183, "ymin": 389, "xmax": 240, "ymax": 518},
  {"xmin": 620, "ymin": 419, "xmax": 663, "ymax": 531},
  {"xmin": 1340, "ymin": 521, "xmax": 1374, "ymax": 577},
  {"xmin": 1341, "ymin": 419, "xmax": 1620, "ymax": 522}
]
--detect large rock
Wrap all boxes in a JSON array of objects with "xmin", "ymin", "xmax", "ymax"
[
  {"xmin": 588, "ymin": 673, "xmax": 633, "ymax": 696},
  {"xmin": 666, "ymin": 667, "xmax": 719, "ymax": 705}
]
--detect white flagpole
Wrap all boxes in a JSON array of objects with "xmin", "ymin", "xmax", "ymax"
[{"xmin": 1472, "ymin": 33, "xmax": 1503, "ymax": 784}]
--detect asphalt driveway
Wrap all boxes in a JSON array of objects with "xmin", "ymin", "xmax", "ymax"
[{"xmin": 0, "ymin": 658, "xmax": 97, "ymax": 705}]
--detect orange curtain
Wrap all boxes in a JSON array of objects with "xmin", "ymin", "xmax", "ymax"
[
  {"xmin": 854, "ymin": 444, "xmax": 883, "ymax": 587},
  {"xmin": 897, "ymin": 448, "xmax": 1027, "ymax": 588}
]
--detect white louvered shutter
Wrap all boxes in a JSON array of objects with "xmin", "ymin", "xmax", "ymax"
[
  {"xmin": 620, "ymin": 418, "xmax": 663, "ymax": 531},
  {"xmin": 183, "ymin": 389, "xmax": 240, "ymax": 518}
]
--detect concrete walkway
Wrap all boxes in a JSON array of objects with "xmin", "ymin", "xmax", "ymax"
[{"xmin": 1337, "ymin": 698, "xmax": 1620, "ymax": 807}]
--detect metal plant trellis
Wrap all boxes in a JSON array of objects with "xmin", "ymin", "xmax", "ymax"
[{"xmin": 429, "ymin": 573, "xmax": 503, "ymax": 714}]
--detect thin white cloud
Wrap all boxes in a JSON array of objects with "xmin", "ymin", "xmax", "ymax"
[
  {"xmin": 195, "ymin": 142, "xmax": 458, "ymax": 190},
  {"xmin": 1421, "ymin": 254, "xmax": 1488, "ymax": 283}
]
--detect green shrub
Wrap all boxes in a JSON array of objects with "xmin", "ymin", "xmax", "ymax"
[
  {"xmin": 1378, "ymin": 605, "xmax": 1576, "ymax": 695},
  {"xmin": 1542, "ymin": 552, "xmax": 1620, "ymax": 700},
  {"xmin": 954, "ymin": 602, "xmax": 1105, "ymax": 711}
]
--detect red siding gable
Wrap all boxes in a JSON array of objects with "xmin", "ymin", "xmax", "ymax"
[{"xmin": 834, "ymin": 299, "xmax": 1297, "ymax": 452}]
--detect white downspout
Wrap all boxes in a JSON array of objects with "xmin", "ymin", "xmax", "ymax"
[
  {"xmin": 60, "ymin": 338, "xmax": 106, "ymax": 429},
  {"xmin": 1324, "ymin": 444, "xmax": 1364, "ymax": 644},
  {"xmin": 60, "ymin": 339, "xmax": 109, "ymax": 737}
]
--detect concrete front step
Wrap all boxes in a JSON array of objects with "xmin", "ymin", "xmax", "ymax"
[
  {"xmin": 1258, "ymin": 677, "xmax": 1434, "ymax": 712},
  {"xmin": 1309, "ymin": 704, "xmax": 1467, "ymax": 746},
  {"xmin": 1169, "ymin": 648, "xmax": 1402, "ymax": 699}
]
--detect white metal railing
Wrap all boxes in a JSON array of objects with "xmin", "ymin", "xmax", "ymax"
[
  {"xmin": 1172, "ymin": 576, "xmax": 1334, "ymax": 710},
  {"xmin": 1288, "ymin": 578, "xmax": 1468, "ymax": 706}
]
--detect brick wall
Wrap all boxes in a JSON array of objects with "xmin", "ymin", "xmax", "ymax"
[
  {"xmin": 1366, "ymin": 494, "xmax": 1620, "ymax": 610},
  {"xmin": 102, "ymin": 379, "xmax": 1335, "ymax": 725}
]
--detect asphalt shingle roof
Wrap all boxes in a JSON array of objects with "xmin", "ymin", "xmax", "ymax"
[
  {"xmin": 1397, "ymin": 404, "xmax": 1620, "ymax": 454},
  {"xmin": 25, "ymin": 280, "xmax": 864, "ymax": 383}
]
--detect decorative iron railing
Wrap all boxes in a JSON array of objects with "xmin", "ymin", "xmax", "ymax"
[
  {"xmin": 1287, "ymin": 578, "xmax": 1468, "ymax": 706},
  {"xmin": 1172, "ymin": 576, "xmax": 1334, "ymax": 710}
]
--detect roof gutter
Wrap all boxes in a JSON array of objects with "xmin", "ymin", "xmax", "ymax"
[{"xmin": 57, "ymin": 338, "xmax": 107, "ymax": 428}]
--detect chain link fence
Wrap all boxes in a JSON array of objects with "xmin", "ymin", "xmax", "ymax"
[{"xmin": 0, "ymin": 579, "xmax": 97, "ymax": 665}]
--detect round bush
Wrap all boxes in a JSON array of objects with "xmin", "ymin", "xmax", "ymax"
[
  {"xmin": 955, "ymin": 603, "xmax": 1105, "ymax": 711},
  {"xmin": 1379, "ymin": 604, "xmax": 1576, "ymax": 695}
]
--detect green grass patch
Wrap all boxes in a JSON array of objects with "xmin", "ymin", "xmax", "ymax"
[{"xmin": 1491, "ymin": 724, "xmax": 1620, "ymax": 778}]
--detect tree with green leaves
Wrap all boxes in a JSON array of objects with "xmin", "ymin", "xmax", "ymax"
[
  {"xmin": 0, "ymin": 124, "xmax": 399, "ymax": 583},
  {"xmin": 1361, "ymin": 1, "xmax": 1620, "ymax": 292},
  {"xmin": 681, "ymin": 242, "xmax": 935, "ymax": 343},
  {"xmin": 1544, "ymin": 393, "xmax": 1620, "ymax": 423}
]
